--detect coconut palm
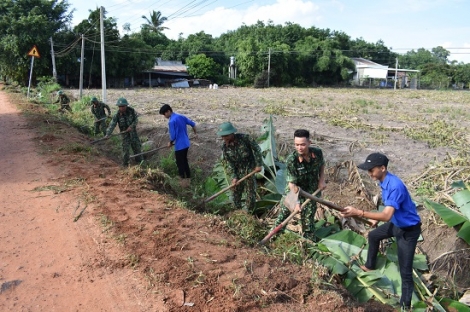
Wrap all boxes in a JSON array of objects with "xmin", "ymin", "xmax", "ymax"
[{"xmin": 141, "ymin": 10, "xmax": 168, "ymax": 35}]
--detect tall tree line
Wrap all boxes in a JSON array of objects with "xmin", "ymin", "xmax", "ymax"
[{"xmin": 1, "ymin": 2, "xmax": 469, "ymax": 88}]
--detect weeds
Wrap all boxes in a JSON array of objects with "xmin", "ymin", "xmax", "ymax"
[
  {"xmin": 115, "ymin": 233, "xmax": 127, "ymax": 245},
  {"xmin": 127, "ymin": 253, "xmax": 140, "ymax": 268},
  {"xmin": 225, "ymin": 210, "xmax": 265, "ymax": 245},
  {"xmin": 31, "ymin": 184, "xmax": 67, "ymax": 194},
  {"xmin": 99, "ymin": 214, "xmax": 114, "ymax": 232}
]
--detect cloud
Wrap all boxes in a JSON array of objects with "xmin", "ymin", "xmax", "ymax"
[{"xmin": 163, "ymin": 0, "xmax": 321, "ymax": 39}]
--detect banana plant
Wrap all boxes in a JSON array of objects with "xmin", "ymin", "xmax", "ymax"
[
  {"xmin": 424, "ymin": 180, "xmax": 470, "ymax": 245},
  {"xmin": 310, "ymin": 230, "xmax": 459, "ymax": 311}
]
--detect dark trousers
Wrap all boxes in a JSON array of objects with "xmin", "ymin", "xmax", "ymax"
[
  {"xmin": 175, "ymin": 148, "xmax": 190, "ymax": 178},
  {"xmin": 365, "ymin": 222, "xmax": 421, "ymax": 308}
]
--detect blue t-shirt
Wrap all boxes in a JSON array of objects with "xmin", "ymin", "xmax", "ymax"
[
  {"xmin": 380, "ymin": 172, "xmax": 421, "ymax": 228},
  {"xmin": 168, "ymin": 112, "xmax": 196, "ymax": 151}
]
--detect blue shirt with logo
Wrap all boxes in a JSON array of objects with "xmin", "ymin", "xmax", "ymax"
[
  {"xmin": 168, "ymin": 112, "xmax": 196, "ymax": 151},
  {"xmin": 380, "ymin": 172, "xmax": 420, "ymax": 228}
]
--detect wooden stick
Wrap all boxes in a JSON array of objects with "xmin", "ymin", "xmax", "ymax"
[
  {"xmin": 130, "ymin": 145, "xmax": 168, "ymax": 158},
  {"xmin": 194, "ymin": 170, "xmax": 258, "ymax": 211},
  {"xmin": 298, "ymin": 189, "xmax": 375, "ymax": 226},
  {"xmin": 259, "ymin": 189, "xmax": 321, "ymax": 245}
]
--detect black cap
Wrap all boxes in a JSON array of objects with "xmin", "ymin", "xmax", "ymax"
[{"xmin": 357, "ymin": 153, "xmax": 389, "ymax": 170}]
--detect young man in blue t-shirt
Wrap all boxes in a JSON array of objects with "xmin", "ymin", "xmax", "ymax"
[
  {"xmin": 159, "ymin": 104, "xmax": 197, "ymax": 182},
  {"xmin": 341, "ymin": 153, "xmax": 421, "ymax": 311}
]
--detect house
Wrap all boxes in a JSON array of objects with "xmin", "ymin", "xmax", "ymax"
[
  {"xmin": 350, "ymin": 57, "xmax": 419, "ymax": 89},
  {"xmin": 140, "ymin": 58, "xmax": 190, "ymax": 87}
]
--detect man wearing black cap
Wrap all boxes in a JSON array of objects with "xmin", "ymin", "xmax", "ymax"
[{"xmin": 341, "ymin": 153, "xmax": 421, "ymax": 311}]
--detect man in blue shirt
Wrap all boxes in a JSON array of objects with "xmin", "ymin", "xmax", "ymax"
[
  {"xmin": 341, "ymin": 153, "xmax": 421, "ymax": 311},
  {"xmin": 159, "ymin": 104, "xmax": 197, "ymax": 182}
]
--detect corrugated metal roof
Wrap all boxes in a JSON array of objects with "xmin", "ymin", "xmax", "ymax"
[
  {"xmin": 152, "ymin": 65, "xmax": 188, "ymax": 72},
  {"xmin": 350, "ymin": 57, "xmax": 385, "ymax": 67}
]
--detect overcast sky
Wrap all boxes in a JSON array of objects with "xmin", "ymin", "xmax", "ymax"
[{"xmin": 71, "ymin": 0, "xmax": 470, "ymax": 64}]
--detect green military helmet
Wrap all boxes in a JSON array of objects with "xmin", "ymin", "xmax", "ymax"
[
  {"xmin": 116, "ymin": 97, "xmax": 129, "ymax": 106},
  {"xmin": 217, "ymin": 122, "xmax": 237, "ymax": 136},
  {"xmin": 57, "ymin": 90, "xmax": 64, "ymax": 95},
  {"xmin": 91, "ymin": 96, "xmax": 98, "ymax": 103}
]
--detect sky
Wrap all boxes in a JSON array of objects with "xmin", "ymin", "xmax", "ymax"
[{"xmin": 70, "ymin": 0, "xmax": 470, "ymax": 64}]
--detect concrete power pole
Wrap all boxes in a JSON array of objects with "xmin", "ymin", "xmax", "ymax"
[
  {"xmin": 267, "ymin": 48, "xmax": 271, "ymax": 88},
  {"xmin": 79, "ymin": 34, "xmax": 85, "ymax": 99},
  {"xmin": 100, "ymin": 6, "xmax": 107, "ymax": 103},
  {"xmin": 49, "ymin": 37, "xmax": 57, "ymax": 81},
  {"xmin": 394, "ymin": 58, "xmax": 398, "ymax": 91}
]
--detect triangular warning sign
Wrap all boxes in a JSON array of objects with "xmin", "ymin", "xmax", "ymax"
[{"xmin": 27, "ymin": 45, "xmax": 40, "ymax": 58}]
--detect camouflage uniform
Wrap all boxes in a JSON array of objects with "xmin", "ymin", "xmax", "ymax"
[
  {"xmin": 55, "ymin": 94, "xmax": 71, "ymax": 111},
  {"xmin": 106, "ymin": 106, "xmax": 142, "ymax": 166},
  {"xmin": 274, "ymin": 146, "xmax": 325, "ymax": 239},
  {"xmin": 221, "ymin": 133, "xmax": 263, "ymax": 212},
  {"xmin": 90, "ymin": 101, "xmax": 111, "ymax": 135}
]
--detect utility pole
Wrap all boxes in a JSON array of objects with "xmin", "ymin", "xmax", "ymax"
[
  {"xmin": 394, "ymin": 58, "xmax": 398, "ymax": 91},
  {"xmin": 49, "ymin": 38, "xmax": 57, "ymax": 81},
  {"xmin": 100, "ymin": 6, "xmax": 107, "ymax": 103},
  {"xmin": 79, "ymin": 34, "xmax": 85, "ymax": 99},
  {"xmin": 267, "ymin": 48, "xmax": 271, "ymax": 88}
]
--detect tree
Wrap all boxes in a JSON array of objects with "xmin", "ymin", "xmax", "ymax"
[
  {"xmin": 141, "ymin": 10, "xmax": 168, "ymax": 35},
  {"xmin": 0, "ymin": 0, "xmax": 72, "ymax": 84},
  {"xmin": 431, "ymin": 46, "xmax": 450, "ymax": 64},
  {"xmin": 453, "ymin": 63, "xmax": 470, "ymax": 88},
  {"xmin": 398, "ymin": 48, "xmax": 435, "ymax": 69},
  {"xmin": 185, "ymin": 54, "xmax": 219, "ymax": 80}
]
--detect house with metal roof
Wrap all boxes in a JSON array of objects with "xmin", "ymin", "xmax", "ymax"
[
  {"xmin": 350, "ymin": 57, "xmax": 419, "ymax": 89},
  {"xmin": 140, "ymin": 58, "xmax": 190, "ymax": 87}
]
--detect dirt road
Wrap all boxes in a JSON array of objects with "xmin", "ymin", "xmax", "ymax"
[{"xmin": 0, "ymin": 91, "xmax": 155, "ymax": 311}]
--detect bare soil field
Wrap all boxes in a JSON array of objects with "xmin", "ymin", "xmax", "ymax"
[{"xmin": 2, "ymin": 86, "xmax": 469, "ymax": 311}]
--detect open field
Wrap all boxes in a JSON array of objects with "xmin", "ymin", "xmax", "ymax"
[
  {"xmin": 75, "ymin": 87, "xmax": 469, "ymax": 180},
  {"xmin": 2, "ymin": 86, "xmax": 469, "ymax": 311}
]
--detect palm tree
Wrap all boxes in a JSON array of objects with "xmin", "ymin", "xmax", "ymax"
[{"xmin": 141, "ymin": 10, "xmax": 168, "ymax": 35}]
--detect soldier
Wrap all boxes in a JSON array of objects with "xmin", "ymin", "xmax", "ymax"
[
  {"xmin": 273, "ymin": 129, "xmax": 326, "ymax": 240},
  {"xmin": 54, "ymin": 90, "xmax": 71, "ymax": 112},
  {"xmin": 217, "ymin": 122, "xmax": 263, "ymax": 212},
  {"xmin": 90, "ymin": 97, "xmax": 111, "ymax": 136},
  {"xmin": 104, "ymin": 97, "xmax": 143, "ymax": 166}
]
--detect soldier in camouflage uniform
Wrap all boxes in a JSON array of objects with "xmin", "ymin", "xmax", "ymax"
[
  {"xmin": 90, "ymin": 97, "xmax": 111, "ymax": 136},
  {"xmin": 54, "ymin": 90, "xmax": 71, "ymax": 112},
  {"xmin": 217, "ymin": 122, "xmax": 263, "ymax": 212},
  {"xmin": 105, "ymin": 97, "xmax": 142, "ymax": 166},
  {"xmin": 274, "ymin": 129, "xmax": 326, "ymax": 240}
]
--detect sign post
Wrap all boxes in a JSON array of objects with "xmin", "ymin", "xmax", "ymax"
[{"xmin": 26, "ymin": 45, "xmax": 41, "ymax": 98}]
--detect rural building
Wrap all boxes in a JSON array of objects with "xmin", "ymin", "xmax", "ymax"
[
  {"xmin": 350, "ymin": 57, "xmax": 419, "ymax": 89},
  {"xmin": 140, "ymin": 58, "xmax": 190, "ymax": 87}
]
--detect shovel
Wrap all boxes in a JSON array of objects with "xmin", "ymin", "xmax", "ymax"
[
  {"xmin": 298, "ymin": 189, "xmax": 375, "ymax": 226},
  {"xmin": 193, "ymin": 170, "xmax": 258, "ymax": 212},
  {"xmin": 94, "ymin": 117, "xmax": 107, "ymax": 123},
  {"xmin": 131, "ymin": 136, "xmax": 196, "ymax": 159},
  {"xmin": 259, "ymin": 188, "xmax": 321, "ymax": 245},
  {"xmin": 90, "ymin": 131, "xmax": 125, "ymax": 144},
  {"xmin": 130, "ymin": 145, "xmax": 169, "ymax": 158}
]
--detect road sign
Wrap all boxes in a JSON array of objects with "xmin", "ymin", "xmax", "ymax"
[{"xmin": 27, "ymin": 45, "xmax": 40, "ymax": 58}]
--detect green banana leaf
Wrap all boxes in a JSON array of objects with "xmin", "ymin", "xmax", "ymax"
[
  {"xmin": 424, "ymin": 199, "xmax": 467, "ymax": 227},
  {"xmin": 458, "ymin": 221, "xmax": 470, "ymax": 245},
  {"xmin": 452, "ymin": 189, "xmax": 470, "ymax": 220},
  {"xmin": 385, "ymin": 242, "xmax": 429, "ymax": 270},
  {"xmin": 323, "ymin": 229, "xmax": 367, "ymax": 247},
  {"xmin": 258, "ymin": 115, "xmax": 278, "ymax": 173},
  {"xmin": 439, "ymin": 298, "xmax": 470, "ymax": 311}
]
